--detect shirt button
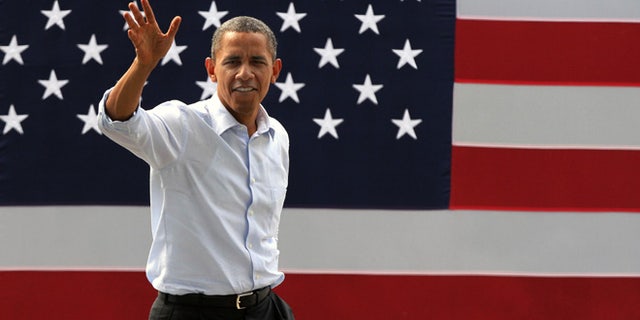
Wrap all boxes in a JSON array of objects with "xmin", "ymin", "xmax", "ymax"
[
  {"xmin": 248, "ymin": 244, "xmax": 253, "ymax": 249},
  {"xmin": 249, "ymin": 210, "xmax": 254, "ymax": 216},
  {"xmin": 251, "ymin": 178, "xmax": 256, "ymax": 184}
]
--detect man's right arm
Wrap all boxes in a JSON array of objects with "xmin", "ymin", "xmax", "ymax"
[
  {"xmin": 105, "ymin": 58, "xmax": 154, "ymax": 121},
  {"xmin": 105, "ymin": 0, "xmax": 181, "ymax": 121}
]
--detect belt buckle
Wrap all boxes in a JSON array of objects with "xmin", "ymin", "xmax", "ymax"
[{"xmin": 235, "ymin": 291, "xmax": 253, "ymax": 310}]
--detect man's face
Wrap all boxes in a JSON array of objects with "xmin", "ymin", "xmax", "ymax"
[{"xmin": 205, "ymin": 32, "xmax": 282, "ymax": 120}]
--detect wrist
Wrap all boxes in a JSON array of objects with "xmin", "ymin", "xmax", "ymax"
[{"xmin": 132, "ymin": 57, "xmax": 158, "ymax": 76}]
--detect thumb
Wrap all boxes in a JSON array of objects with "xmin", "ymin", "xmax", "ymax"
[{"xmin": 166, "ymin": 16, "xmax": 182, "ymax": 39}]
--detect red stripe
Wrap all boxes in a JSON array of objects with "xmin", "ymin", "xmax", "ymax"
[
  {"xmin": 450, "ymin": 146, "xmax": 640, "ymax": 211},
  {"xmin": 2, "ymin": 271, "xmax": 640, "ymax": 319},
  {"xmin": 0, "ymin": 271, "xmax": 155, "ymax": 320},
  {"xmin": 282, "ymin": 273, "xmax": 640, "ymax": 320},
  {"xmin": 455, "ymin": 19, "xmax": 640, "ymax": 86}
]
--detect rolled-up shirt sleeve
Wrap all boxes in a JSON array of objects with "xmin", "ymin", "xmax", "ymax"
[{"xmin": 97, "ymin": 88, "xmax": 187, "ymax": 169}]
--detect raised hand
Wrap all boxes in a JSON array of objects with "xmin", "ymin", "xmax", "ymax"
[{"xmin": 123, "ymin": 0, "xmax": 181, "ymax": 69}]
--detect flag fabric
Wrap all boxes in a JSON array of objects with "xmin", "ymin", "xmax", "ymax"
[
  {"xmin": 0, "ymin": 0, "xmax": 453, "ymax": 208},
  {"xmin": 2, "ymin": 1, "xmax": 640, "ymax": 319}
]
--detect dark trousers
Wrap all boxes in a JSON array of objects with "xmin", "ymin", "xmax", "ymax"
[{"xmin": 149, "ymin": 290, "xmax": 295, "ymax": 320}]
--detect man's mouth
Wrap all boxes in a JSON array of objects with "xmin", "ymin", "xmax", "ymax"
[{"xmin": 233, "ymin": 87, "xmax": 255, "ymax": 92}]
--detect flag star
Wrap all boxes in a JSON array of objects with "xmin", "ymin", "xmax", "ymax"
[
  {"xmin": 0, "ymin": 105, "xmax": 29, "ymax": 135},
  {"xmin": 199, "ymin": 1, "xmax": 228, "ymax": 30},
  {"xmin": 0, "ymin": 35, "xmax": 29, "ymax": 65},
  {"xmin": 41, "ymin": 0, "xmax": 72, "ymax": 30},
  {"xmin": 38, "ymin": 70, "xmax": 69, "ymax": 100},
  {"xmin": 276, "ymin": 2, "xmax": 307, "ymax": 33},
  {"xmin": 313, "ymin": 38, "xmax": 345, "ymax": 69},
  {"xmin": 77, "ymin": 105, "xmax": 102, "ymax": 135},
  {"xmin": 391, "ymin": 109, "xmax": 422, "ymax": 140},
  {"xmin": 274, "ymin": 73, "xmax": 305, "ymax": 103},
  {"xmin": 354, "ymin": 4, "xmax": 385, "ymax": 35},
  {"xmin": 313, "ymin": 108, "xmax": 344, "ymax": 139},
  {"xmin": 392, "ymin": 39, "xmax": 423, "ymax": 69},
  {"xmin": 161, "ymin": 40, "xmax": 187, "ymax": 66},
  {"xmin": 77, "ymin": 34, "xmax": 109, "ymax": 65},
  {"xmin": 120, "ymin": 2, "xmax": 144, "ymax": 31},
  {"xmin": 352, "ymin": 74, "xmax": 383, "ymax": 105},
  {"xmin": 196, "ymin": 77, "xmax": 218, "ymax": 100}
]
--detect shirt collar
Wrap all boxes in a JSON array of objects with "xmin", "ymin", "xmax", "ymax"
[{"xmin": 207, "ymin": 95, "xmax": 274, "ymax": 137}]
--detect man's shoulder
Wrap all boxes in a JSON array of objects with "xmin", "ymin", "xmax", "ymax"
[
  {"xmin": 151, "ymin": 99, "xmax": 209, "ymax": 119},
  {"xmin": 267, "ymin": 116, "xmax": 289, "ymax": 149},
  {"xmin": 188, "ymin": 99, "xmax": 210, "ymax": 115},
  {"xmin": 268, "ymin": 116, "xmax": 287, "ymax": 134}
]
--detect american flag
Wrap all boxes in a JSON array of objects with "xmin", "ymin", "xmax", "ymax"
[
  {"xmin": 0, "ymin": 0, "xmax": 452, "ymax": 208},
  {"xmin": 1, "ymin": 1, "xmax": 640, "ymax": 319}
]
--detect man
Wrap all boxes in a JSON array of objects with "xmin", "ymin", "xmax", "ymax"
[{"xmin": 97, "ymin": 0, "xmax": 294, "ymax": 319}]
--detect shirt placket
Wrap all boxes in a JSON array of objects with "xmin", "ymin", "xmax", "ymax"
[{"xmin": 244, "ymin": 133, "xmax": 263, "ymax": 289}]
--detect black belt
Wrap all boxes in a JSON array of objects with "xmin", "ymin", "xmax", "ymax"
[{"xmin": 160, "ymin": 286, "xmax": 271, "ymax": 310}]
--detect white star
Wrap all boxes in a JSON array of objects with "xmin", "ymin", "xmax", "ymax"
[
  {"xmin": 354, "ymin": 4, "xmax": 385, "ymax": 35},
  {"xmin": 196, "ymin": 77, "xmax": 217, "ymax": 100},
  {"xmin": 313, "ymin": 108, "xmax": 344, "ymax": 139},
  {"xmin": 161, "ymin": 40, "xmax": 187, "ymax": 66},
  {"xmin": 391, "ymin": 109, "xmax": 422, "ymax": 140},
  {"xmin": 38, "ymin": 70, "xmax": 69, "ymax": 100},
  {"xmin": 392, "ymin": 39, "xmax": 423, "ymax": 69},
  {"xmin": 41, "ymin": 0, "xmax": 72, "ymax": 30},
  {"xmin": 274, "ymin": 73, "xmax": 305, "ymax": 103},
  {"xmin": 313, "ymin": 38, "xmax": 345, "ymax": 69},
  {"xmin": 276, "ymin": 2, "xmax": 307, "ymax": 33},
  {"xmin": 0, "ymin": 35, "xmax": 29, "ymax": 65},
  {"xmin": 77, "ymin": 105, "xmax": 102, "ymax": 135},
  {"xmin": 199, "ymin": 1, "xmax": 228, "ymax": 30},
  {"xmin": 77, "ymin": 34, "xmax": 109, "ymax": 65},
  {"xmin": 120, "ymin": 2, "xmax": 144, "ymax": 31},
  {"xmin": 352, "ymin": 74, "xmax": 383, "ymax": 105},
  {"xmin": 0, "ymin": 105, "xmax": 28, "ymax": 135}
]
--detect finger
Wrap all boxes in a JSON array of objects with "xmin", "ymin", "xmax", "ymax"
[
  {"xmin": 166, "ymin": 16, "xmax": 182, "ymax": 38},
  {"xmin": 126, "ymin": 29, "xmax": 137, "ymax": 43},
  {"xmin": 123, "ymin": 12, "xmax": 138, "ymax": 29},
  {"xmin": 129, "ymin": 2, "xmax": 146, "ymax": 26},
  {"xmin": 140, "ymin": 0, "xmax": 157, "ymax": 25}
]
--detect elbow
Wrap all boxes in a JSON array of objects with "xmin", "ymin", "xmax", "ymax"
[{"xmin": 105, "ymin": 97, "xmax": 135, "ymax": 121}]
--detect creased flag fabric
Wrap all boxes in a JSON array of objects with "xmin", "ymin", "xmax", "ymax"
[
  {"xmin": 2, "ymin": 0, "xmax": 640, "ymax": 319},
  {"xmin": 452, "ymin": 14, "xmax": 640, "ymax": 211}
]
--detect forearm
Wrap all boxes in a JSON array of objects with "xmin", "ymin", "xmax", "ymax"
[
  {"xmin": 105, "ymin": 57, "xmax": 156, "ymax": 121},
  {"xmin": 106, "ymin": 0, "xmax": 181, "ymax": 121}
]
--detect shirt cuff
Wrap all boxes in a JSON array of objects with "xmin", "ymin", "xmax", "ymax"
[{"xmin": 98, "ymin": 87, "xmax": 142, "ymax": 123}]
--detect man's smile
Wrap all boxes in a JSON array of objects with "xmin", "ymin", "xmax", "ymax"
[{"xmin": 232, "ymin": 86, "xmax": 256, "ymax": 92}]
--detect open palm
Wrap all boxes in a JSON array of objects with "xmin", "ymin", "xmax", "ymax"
[{"xmin": 123, "ymin": 0, "xmax": 181, "ymax": 68}]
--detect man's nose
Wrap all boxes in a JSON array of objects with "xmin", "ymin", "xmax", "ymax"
[{"xmin": 236, "ymin": 64, "xmax": 254, "ymax": 81}]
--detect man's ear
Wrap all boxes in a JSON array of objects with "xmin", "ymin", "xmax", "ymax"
[
  {"xmin": 271, "ymin": 58, "xmax": 283, "ymax": 84},
  {"xmin": 205, "ymin": 57, "xmax": 217, "ymax": 82}
]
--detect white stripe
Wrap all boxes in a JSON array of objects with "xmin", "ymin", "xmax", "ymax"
[
  {"xmin": 452, "ymin": 83, "xmax": 640, "ymax": 149},
  {"xmin": 0, "ymin": 206, "xmax": 150, "ymax": 269},
  {"xmin": 2, "ymin": 206, "xmax": 640, "ymax": 276},
  {"xmin": 457, "ymin": 0, "xmax": 640, "ymax": 22}
]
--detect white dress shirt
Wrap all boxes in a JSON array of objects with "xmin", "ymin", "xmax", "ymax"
[{"xmin": 97, "ymin": 90, "xmax": 289, "ymax": 295}]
